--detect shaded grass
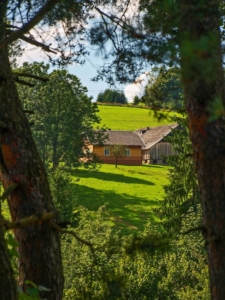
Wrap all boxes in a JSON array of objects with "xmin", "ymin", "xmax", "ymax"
[
  {"xmin": 71, "ymin": 164, "xmax": 170, "ymax": 234},
  {"xmin": 95, "ymin": 105, "xmax": 178, "ymax": 130}
]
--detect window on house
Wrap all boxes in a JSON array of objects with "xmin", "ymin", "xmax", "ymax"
[
  {"xmin": 104, "ymin": 148, "xmax": 110, "ymax": 156},
  {"xmin": 125, "ymin": 149, "xmax": 131, "ymax": 156}
]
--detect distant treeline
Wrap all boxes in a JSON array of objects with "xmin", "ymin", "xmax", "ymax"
[{"xmin": 97, "ymin": 89, "xmax": 128, "ymax": 104}]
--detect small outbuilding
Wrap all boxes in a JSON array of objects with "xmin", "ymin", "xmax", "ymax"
[{"xmin": 135, "ymin": 124, "xmax": 178, "ymax": 164}]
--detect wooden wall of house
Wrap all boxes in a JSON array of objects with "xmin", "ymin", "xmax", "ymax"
[
  {"xmin": 149, "ymin": 142, "xmax": 175, "ymax": 164},
  {"xmin": 93, "ymin": 145, "xmax": 142, "ymax": 166},
  {"xmin": 142, "ymin": 142, "xmax": 175, "ymax": 165}
]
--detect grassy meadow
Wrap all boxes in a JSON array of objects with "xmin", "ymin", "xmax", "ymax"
[
  {"xmin": 70, "ymin": 164, "xmax": 170, "ymax": 235},
  {"xmin": 95, "ymin": 105, "xmax": 178, "ymax": 130}
]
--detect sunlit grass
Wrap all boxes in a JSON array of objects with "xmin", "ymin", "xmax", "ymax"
[
  {"xmin": 70, "ymin": 164, "xmax": 170, "ymax": 234},
  {"xmin": 95, "ymin": 105, "xmax": 178, "ymax": 130}
]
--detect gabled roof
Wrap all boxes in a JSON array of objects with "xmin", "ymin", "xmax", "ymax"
[
  {"xmin": 136, "ymin": 124, "xmax": 178, "ymax": 150},
  {"xmin": 99, "ymin": 130, "xmax": 145, "ymax": 147}
]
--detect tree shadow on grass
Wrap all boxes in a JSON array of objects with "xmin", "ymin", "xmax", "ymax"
[
  {"xmin": 71, "ymin": 169, "xmax": 155, "ymax": 186},
  {"xmin": 142, "ymin": 164, "xmax": 169, "ymax": 169},
  {"xmin": 70, "ymin": 183, "xmax": 159, "ymax": 235}
]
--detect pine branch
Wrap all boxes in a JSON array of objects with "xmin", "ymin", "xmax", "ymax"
[
  {"xmin": 14, "ymin": 78, "xmax": 36, "ymax": 87},
  {"xmin": 182, "ymin": 225, "xmax": 206, "ymax": 235},
  {"xmin": 50, "ymin": 220, "xmax": 96, "ymax": 256},
  {"xmin": 6, "ymin": 29, "xmax": 57, "ymax": 54},
  {"xmin": 13, "ymin": 72, "xmax": 49, "ymax": 82},
  {"xmin": 0, "ymin": 183, "xmax": 18, "ymax": 201},
  {"xmin": 95, "ymin": 6, "xmax": 145, "ymax": 40},
  {"xmin": 20, "ymin": 35, "xmax": 57, "ymax": 54},
  {"xmin": 0, "ymin": 212, "xmax": 57, "ymax": 229},
  {"xmin": 23, "ymin": 110, "xmax": 35, "ymax": 114},
  {"xmin": 0, "ymin": 0, "xmax": 59, "ymax": 48}
]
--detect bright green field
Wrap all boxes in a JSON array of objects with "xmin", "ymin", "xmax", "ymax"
[
  {"xmin": 95, "ymin": 105, "xmax": 178, "ymax": 130},
  {"xmin": 70, "ymin": 164, "xmax": 170, "ymax": 234}
]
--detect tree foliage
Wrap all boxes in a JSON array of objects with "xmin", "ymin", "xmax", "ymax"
[
  {"xmin": 47, "ymin": 167, "xmax": 78, "ymax": 226},
  {"xmin": 109, "ymin": 144, "xmax": 126, "ymax": 168},
  {"xmin": 97, "ymin": 89, "xmax": 127, "ymax": 104},
  {"xmin": 141, "ymin": 67, "xmax": 183, "ymax": 109},
  {"xmin": 17, "ymin": 62, "xmax": 104, "ymax": 169},
  {"xmin": 159, "ymin": 116, "xmax": 200, "ymax": 233},
  {"xmin": 133, "ymin": 95, "xmax": 141, "ymax": 106},
  {"xmin": 60, "ymin": 204, "xmax": 209, "ymax": 300}
]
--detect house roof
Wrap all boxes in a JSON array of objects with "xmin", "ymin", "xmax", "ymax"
[
  {"xmin": 135, "ymin": 124, "xmax": 178, "ymax": 150},
  {"xmin": 100, "ymin": 130, "xmax": 145, "ymax": 147}
]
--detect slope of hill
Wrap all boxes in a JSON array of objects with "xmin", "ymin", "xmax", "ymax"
[
  {"xmin": 95, "ymin": 105, "xmax": 178, "ymax": 130},
  {"xmin": 71, "ymin": 164, "xmax": 169, "ymax": 234}
]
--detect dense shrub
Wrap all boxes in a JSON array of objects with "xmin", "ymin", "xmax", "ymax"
[{"xmin": 60, "ymin": 205, "xmax": 209, "ymax": 299}]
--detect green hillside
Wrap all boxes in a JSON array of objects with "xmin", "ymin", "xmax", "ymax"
[
  {"xmin": 71, "ymin": 164, "xmax": 170, "ymax": 235},
  {"xmin": 95, "ymin": 104, "xmax": 178, "ymax": 130}
]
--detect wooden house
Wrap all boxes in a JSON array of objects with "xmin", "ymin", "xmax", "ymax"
[
  {"xmin": 135, "ymin": 124, "xmax": 178, "ymax": 164},
  {"xmin": 87, "ymin": 130, "xmax": 145, "ymax": 166}
]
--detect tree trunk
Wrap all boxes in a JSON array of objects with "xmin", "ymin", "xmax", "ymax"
[
  {"xmin": 0, "ymin": 17, "xmax": 64, "ymax": 300},
  {"xmin": 179, "ymin": 1, "xmax": 225, "ymax": 299},
  {"xmin": 0, "ymin": 228, "xmax": 18, "ymax": 299}
]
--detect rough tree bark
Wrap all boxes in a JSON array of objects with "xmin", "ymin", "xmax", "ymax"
[
  {"xmin": 0, "ymin": 1, "xmax": 63, "ymax": 299},
  {"xmin": 179, "ymin": 1, "xmax": 225, "ymax": 299},
  {"xmin": 0, "ymin": 1, "xmax": 18, "ymax": 298}
]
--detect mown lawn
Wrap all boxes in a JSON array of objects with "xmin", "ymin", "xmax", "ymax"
[
  {"xmin": 70, "ymin": 164, "xmax": 170, "ymax": 234},
  {"xmin": 95, "ymin": 105, "xmax": 178, "ymax": 130}
]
